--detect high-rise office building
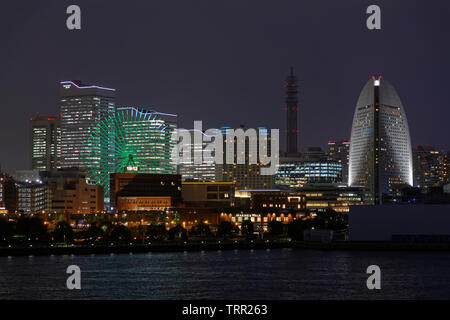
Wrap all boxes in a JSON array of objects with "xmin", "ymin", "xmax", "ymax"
[
  {"xmin": 178, "ymin": 129, "xmax": 221, "ymax": 182},
  {"xmin": 285, "ymin": 67, "xmax": 299, "ymax": 156},
  {"xmin": 29, "ymin": 116, "xmax": 61, "ymax": 171},
  {"xmin": 60, "ymin": 80, "xmax": 116, "ymax": 169},
  {"xmin": 220, "ymin": 126, "xmax": 275, "ymax": 190},
  {"xmin": 349, "ymin": 76, "xmax": 413, "ymax": 204},
  {"xmin": 413, "ymin": 145, "xmax": 449, "ymax": 191},
  {"xmin": 328, "ymin": 139, "xmax": 350, "ymax": 185}
]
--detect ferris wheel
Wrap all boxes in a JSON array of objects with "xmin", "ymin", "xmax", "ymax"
[{"xmin": 82, "ymin": 107, "xmax": 176, "ymax": 195}]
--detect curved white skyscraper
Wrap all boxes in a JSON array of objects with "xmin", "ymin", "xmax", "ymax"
[{"xmin": 349, "ymin": 76, "xmax": 413, "ymax": 204}]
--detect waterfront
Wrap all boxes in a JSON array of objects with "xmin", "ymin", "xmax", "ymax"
[{"xmin": 1, "ymin": 249, "xmax": 450, "ymax": 299}]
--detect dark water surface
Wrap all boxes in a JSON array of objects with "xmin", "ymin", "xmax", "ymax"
[{"xmin": 1, "ymin": 249, "xmax": 450, "ymax": 299}]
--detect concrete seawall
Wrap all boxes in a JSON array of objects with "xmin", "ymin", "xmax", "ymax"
[
  {"xmin": 0, "ymin": 240, "xmax": 293, "ymax": 256},
  {"xmin": 3, "ymin": 240, "xmax": 450, "ymax": 256}
]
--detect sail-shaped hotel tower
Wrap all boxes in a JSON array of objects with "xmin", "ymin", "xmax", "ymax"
[{"xmin": 349, "ymin": 76, "xmax": 413, "ymax": 204}]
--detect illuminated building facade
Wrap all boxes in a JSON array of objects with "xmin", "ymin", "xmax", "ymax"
[
  {"xmin": 59, "ymin": 179, "xmax": 104, "ymax": 214},
  {"xmin": 300, "ymin": 185, "xmax": 365, "ymax": 213},
  {"xmin": 224, "ymin": 189, "xmax": 307, "ymax": 229},
  {"xmin": 248, "ymin": 190, "xmax": 306, "ymax": 211},
  {"xmin": 117, "ymin": 196, "xmax": 172, "ymax": 211},
  {"xmin": 276, "ymin": 159, "xmax": 343, "ymax": 188},
  {"xmin": 60, "ymin": 80, "xmax": 116, "ymax": 169},
  {"xmin": 17, "ymin": 182, "xmax": 47, "ymax": 213},
  {"xmin": 275, "ymin": 156, "xmax": 302, "ymax": 188},
  {"xmin": 219, "ymin": 189, "xmax": 305, "ymax": 231},
  {"xmin": 29, "ymin": 116, "xmax": 61, "ymax": 171},
  {"xmin": 328, "ymin": 139, "xmax": 350, "ymax": 185},
  {"xmin": 40, "ymin": 168, "xmax": 103, "ymax": 214},
  {"xmin": 220, "ymin": 210, "xmax": 297, "ymax": 230},
  {"xmin": 413, "ymin": 145, "xmax": 450, "ymax": 191},
  {"xmin": 110, "ymin": 173, "xmax": 182, "ymax": 212},
  {"xmin": 220, "ymin": 126, "xmax": 275, "ymax": 190},
  {"xmin": 349, "ymin": 77, "xmax": 413, "ymax": 204},
  {"xmin": 13, "ymin": 170, "xmax": 42, "ymax": 184},
  {"xmin": 178, "ymin": 130, "xmax": 221, "ymax": 182}
]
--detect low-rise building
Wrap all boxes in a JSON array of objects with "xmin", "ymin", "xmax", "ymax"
[
  {"xmin": 276, "ymin": 157, "xmax": 343, "ymax": 188},
  {"xmin": 245, "ymin": 190, "xmax": 306, "ymax": 211},
  {"xmin": 17, "ymin": 182, "xmax": 47, "ymax": 213},
  {"xmin": 299, "ymin": 185, "xmax": 365, "ymax": 213},
  {"xmin": 117, "ymin": 196, "xmax": 172, "ymax": 211},
  {"xmin": 182, "ymin": 181, "xmax": 234, "ymax": 207},
  {"xmin": 62, "ymin": 179, "xmax": 104, "ymax": 214},
  {"xmin": 40, "ymin": 168, "xmax": 103, "ymax": 214},
  {"xmin": 110, "ymin": 173, "xmax": 182, "ymax": 212}
]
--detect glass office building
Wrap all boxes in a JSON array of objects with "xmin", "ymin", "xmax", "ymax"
[
  {"xmin": 328, "ymin": 139, "xmax": 350, "ymax": 185},
  {"xmin": 60, "ymin": 80, "xmax": 116, "ymax": 169},
  {"xmin": 276, "ymin": 159, "xmax": 343, "ymax": 188},
  {"xmin": 349, "ymin": 77, "xmax": 413, "ymax": 204},
  {"xmin": 29, "ymin": 116, "xmax": 61, "ymax": 171},
  {"xmin": 178, "ymin": 129, "xmax": 221, "ymax": 182},
  {"xmin": 220, "ymin": 126, "xmax": 275, "ymax": 190},
  {"xmin": 413, "ymin": 145, "xmax": 450, "ymax": 191}
]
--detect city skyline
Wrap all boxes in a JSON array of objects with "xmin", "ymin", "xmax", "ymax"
[
  {"xmin": 2, "ymin": 1, "xmax": 450, "ymax": 305},
  {"xmin": 1, "ymin": 72, "xmax": 448, "ymax": 175},
  {"xmin": 1, "ymin": 1, "xmax": 450, "ymax": 173}
]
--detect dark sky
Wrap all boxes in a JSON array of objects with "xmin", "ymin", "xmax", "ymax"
[{"xmin": 1, "ymin": 0, "xmax": 449, "ymax": 173}]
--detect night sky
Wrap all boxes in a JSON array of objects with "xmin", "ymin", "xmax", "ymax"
[{"xmin": 1, "ymin": 0, "xmax": 449, "ymax": 173}]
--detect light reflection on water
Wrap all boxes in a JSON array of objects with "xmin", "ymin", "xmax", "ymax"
[{"xmin": 1, "ymin": 249, "xmax": 450, "ymax": 299}]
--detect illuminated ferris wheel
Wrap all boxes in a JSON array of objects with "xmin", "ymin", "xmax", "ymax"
[{"xmin": 82, "ymin": 107, "xmax": 176, "ymax": 195}]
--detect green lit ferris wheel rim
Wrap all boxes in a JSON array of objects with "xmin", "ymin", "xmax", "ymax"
[{"xmin": 82, "ymin": 107, "xmax": 175, "ymax": 195}]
